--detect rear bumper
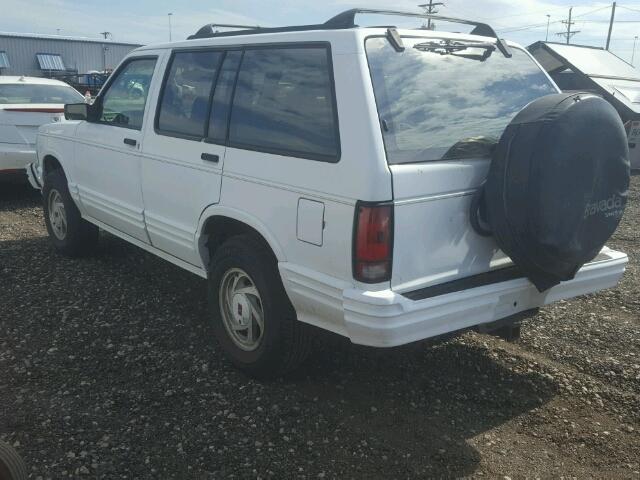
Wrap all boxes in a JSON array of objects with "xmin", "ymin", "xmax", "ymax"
[
  {"xmin": 281, "ymin": 248, "xmax": 627, "ymax": 348},
  {"xmin": 0, "ymin": 143, "xmax": 36, "ymax": 171}
]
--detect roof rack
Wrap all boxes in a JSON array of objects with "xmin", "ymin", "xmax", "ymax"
[
  {"xmin": 324, "ymin": 8, "xmax": 499, "ymax": 39},
  {"xmin": 190, "ymin": 23, "xmax": 260, "ymax": 39},
  {"xmin": 188, "ymin": 8, "xmax": 501, "ymax": 41}
]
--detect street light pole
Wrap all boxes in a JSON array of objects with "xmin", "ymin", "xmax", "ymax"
[
  {"xmin": 545, "ymin": 14, "xmax": 551, "ymax": 42},
  {"xmin": 633, "ymin": 36, "xmax": 639, "ymax": 66},
  {"xmin": 168, "ymin": 13, "xmax": 173, "ymax": 42},
  {"xmin": 606, "ymin": 2, "xmax": 616, "ymax": 51}
]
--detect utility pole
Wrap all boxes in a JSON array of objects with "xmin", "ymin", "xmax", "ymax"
[
  {"xmin": 632, "ymin": 36, "xmax": 638, "ymax": 66},
  {"xmin": 99, "ymin": 32, "xmax": 111, "ymax": 72},
  {"xmin": 556, "ymin": 7, "xmax": 580, "ymax": 45},
  {"xmin": 418, "ymin": 1, "xmax": 444, "ymax": 30},
  {"xmin": 545, "ymin": 14, "xmax": 551, "ymax": 42},
  {"xmin": 605, "ymin": 2, "xmax": 616, "ymax": 51},
  {"xmin": 168, "ymin": 13, "xmax": 173, "ymax": 41}
]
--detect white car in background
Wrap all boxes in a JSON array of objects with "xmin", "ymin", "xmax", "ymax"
[
  {"xmin": 0, "ymin": 76, "xmax": 85, "ymax": 186},
  {"xmin": 627, "ymin": 120, "xmax": 640, "ymax": 170}
]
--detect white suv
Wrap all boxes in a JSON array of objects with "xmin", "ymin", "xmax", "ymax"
[{"xmin": 36, "ymin": 9, "xmax": 630, "ymax": 378}]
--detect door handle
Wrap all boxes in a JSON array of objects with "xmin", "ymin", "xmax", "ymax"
[
  {"xmin": 123, "ymin": 138, "xmax": 137, "ymax": 147},
  {"xmin": 201, "ymin": 153, "xmax": 219, "ymax": 163}
]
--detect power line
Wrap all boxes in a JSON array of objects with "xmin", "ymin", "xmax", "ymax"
[
  {"xmin": 497, "ymin": 5, "xmax": 611, "ymax": 34},
  {"xmin": 573, "ymin": 5, "xmax": 612, "ymax": 17},
  {"xmin": 618, "ymin": 4, "xmax": 640, "ymax": 14}
]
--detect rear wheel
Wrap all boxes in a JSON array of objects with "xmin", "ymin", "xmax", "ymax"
[
  {"xmin": 208, "ymin": 234, "xmax": 312, "ymax": 379},
  {"xmin": 0, "ymin": 441, "xmax": 28, "ymax": 480},
  {"xmin": 43, "ymin": 168, "xmax": 98, "ymax": 256},
  {"xmin": 489, "ymin": 324, "xmax": 521, "ymax": 342}
]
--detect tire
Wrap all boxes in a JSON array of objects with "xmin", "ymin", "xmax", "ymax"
[
  {"xmin": 42, "ymin": 168, "xmax": 98, "ymax": 257},
  {"xmin": 483, "ymin": 93, "xmax": 629, "ymax": 292},
  {"xmin": 208, "ymin": 234, "xmax": 312, "ymax": 379},
  {"xmin": 490, "ymin": 324, "xmax": 521, "ymax": 342},
  {"xmin": 0, "ymin": 441, "xmax": 28, "ymax": 480}
]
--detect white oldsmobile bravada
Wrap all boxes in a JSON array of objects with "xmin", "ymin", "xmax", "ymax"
[{"xmin": 35, "ymin": 9, "xmax": 630, "ymax": 378}]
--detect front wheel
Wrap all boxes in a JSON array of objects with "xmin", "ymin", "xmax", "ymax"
[
  {"xmin": 42, "ymin": 169, "xmax": 98, "ymax": 256},
  {"xmin": 208, "ymin": 234, "xmax": 312, "ymax": 379}
]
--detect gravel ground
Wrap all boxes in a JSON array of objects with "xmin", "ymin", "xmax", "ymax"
[{"xmin": 1, "ymin": 176, "xmax": 639, "ymax": 479}]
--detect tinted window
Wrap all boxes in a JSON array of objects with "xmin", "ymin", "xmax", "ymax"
[
  {"xmin": 366, "ymin": 37, "xmax": 557, "ymax": 164},
  {"xmin": 0, "ymin": 84, "xmax": 84, "ymax": 104},
  {"xmin": 100, "ymin": 58, "xmax": 156, "ymax": 130},
  {"xmin": 207, "ymin": 50, "xmax": 242, "ymax": 143},
  {"xmin": 157, "ymin": 50, "xmax": 223, "ymax": 138},
  {"xmin": 229, "ymin": 47, "xmax": 339, "ymax": 161}
]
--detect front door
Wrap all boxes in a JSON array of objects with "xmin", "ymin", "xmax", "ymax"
[{"xmin": 73, "ymin": 56, "xmax": 158, "ymax": 242}]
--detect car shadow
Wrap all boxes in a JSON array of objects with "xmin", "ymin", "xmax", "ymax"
[
  {"xmin": 0, "ymin": 182, "xmax": 41, "ymax": 212},
  {"xmin": 1, "ymin": 232, "xmax": 556, "ymax": 479}
]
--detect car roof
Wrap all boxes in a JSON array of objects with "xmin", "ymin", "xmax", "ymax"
[
  {"xmin": 0, "ymin": 76, "xmax": 74, "ymax": 86},
  {"xmin": 135, "ymin": 28, "xmax": 522, "ymax": 56}
]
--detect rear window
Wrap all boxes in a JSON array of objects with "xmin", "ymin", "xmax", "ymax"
[
  {"xmin": 366, "ymin": 37, "xmax": 557, "ymax": 164},
  {"xmin": 228, "ymin": 46, "xmax": 340, "ymax": 162},
  {"xmin": 0, "ymin": 83, "xmax": 84, "ymax": 105}
]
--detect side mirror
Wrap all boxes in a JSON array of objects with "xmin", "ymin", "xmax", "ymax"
[{"xmin": 64, "ymin": 103, "xmax": 88, "ymax": 121}]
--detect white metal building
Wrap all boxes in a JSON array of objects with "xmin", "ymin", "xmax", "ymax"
[{"xmin": 0, "ymin": 32, "xmax": 141, "ymax": 77}]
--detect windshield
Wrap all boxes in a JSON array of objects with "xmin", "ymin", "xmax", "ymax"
[
  {"xmin": 366, "ymin": 37, "xmax": 557, "ymax": 164},
  {"xmin": 0, "ymin": 83, "xmax": 84, "ymax": 105}
]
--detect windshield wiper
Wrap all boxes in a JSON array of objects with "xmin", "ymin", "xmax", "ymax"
[{"xmin": 414, "ymin": 39, "xmax": 497, "ymax": 61}]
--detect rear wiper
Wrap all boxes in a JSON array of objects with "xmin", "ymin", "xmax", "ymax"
[{"xmin": 414, "ymin": 39, "xmax": 497, "ymax": 61}]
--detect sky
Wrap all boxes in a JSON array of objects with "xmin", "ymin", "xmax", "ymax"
[{"xmin": 1, "ymin": 0, "xmax": 639, "ymax": 64}]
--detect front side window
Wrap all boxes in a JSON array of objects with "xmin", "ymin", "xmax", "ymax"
[
  {"xmin": 0, "ymin": 84, "xmax": 84, "ymax": 104},
  {"xmin": 228, "ymin": 46, "xmax": 339, "ymax": 162},
  {"xmin": 99, "ymin": 58, "xmax": 156, "ymax": 130},
  {"xmin": 366, "ymin": 37, "xmax": 557, "ymax": 164},
  {"xmin": 157, "ymin": 50, "xmax": 223, "ymax": 138}
]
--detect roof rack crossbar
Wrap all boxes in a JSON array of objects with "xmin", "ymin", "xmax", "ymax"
[
  {"xmin": 189, "ymin": 23, "xmax": 261, "ymax": 40},
  {"xmin": 324, "ymin": 8, "xmax": 499, "ymax": 39}
]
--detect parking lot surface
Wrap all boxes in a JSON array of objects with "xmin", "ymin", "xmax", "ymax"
[{"xmin": 1, "ymin": 176, "xmax": 639, "ymax": 479}]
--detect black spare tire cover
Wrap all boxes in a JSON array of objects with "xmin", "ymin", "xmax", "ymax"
[{"xmin": 483, "ymin": 92, "xmax": 630, "ymax": 292}]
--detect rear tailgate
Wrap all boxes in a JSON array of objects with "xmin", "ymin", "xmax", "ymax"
[
  {"xmin": 364, "ymin": 35, "xmax": 559, "ymax": 293},
  {"xmin": 390, "ymin": 160, "xmax": 512, "ymax": 292},
  {"xmin": 0, "ymin": 104, "xmax": 65, "ymax": 145}
]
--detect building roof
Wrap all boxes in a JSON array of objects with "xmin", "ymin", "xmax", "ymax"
[
  {"xmin": 529, "ymin": 41, "xmax": 640, "ymax": 116},
  {"xmin": 0, "ymin": 31, "xmax": 141, "ymax": 47}
]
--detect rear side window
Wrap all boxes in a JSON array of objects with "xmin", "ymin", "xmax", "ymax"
[
  {"xmin": 366, "ymin": 37, "xmax": 557, "ymax": 164},
  {"xmin": 0, "ymin": 84, "xmax": 84, "ymax": 104},
  {"xmin": 228, "ymin": 46, "xmax": 340, "ymax": 162},
  {"xmin": 157, "ymin": 50, "xmax": 223, "ymax": 138}
]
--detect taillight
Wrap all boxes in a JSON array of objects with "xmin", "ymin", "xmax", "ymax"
[{"xmin": 353, "ymin": 202, "xmax": 393, "ymax": 283}]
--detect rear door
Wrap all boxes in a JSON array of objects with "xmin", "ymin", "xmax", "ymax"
[
  {"xmin": 141, "ymin": 49, "xmax": 240, "ymax": 266},
  {"xmin": 365, "ymin": 36, "xmax": 558, "ymax": 293}
]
